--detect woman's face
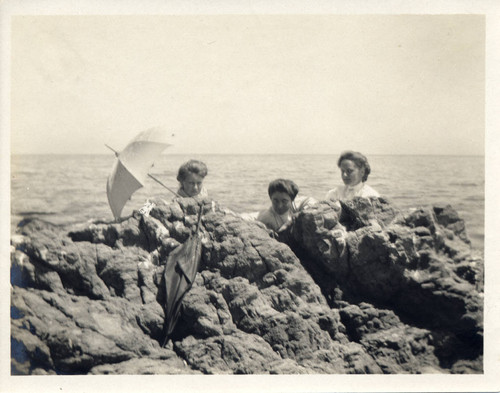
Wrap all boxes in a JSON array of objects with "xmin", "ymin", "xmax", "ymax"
[
  {"xmin": 339, "ymin": 159, "xmax": 364, "ymax": 187},
  {"xmin": 271, "ymin": 192, "xmax": 293, "ymax": 215},
  {"xmin": 180, "ymin": 172, "xmax": 204, "ymax": 197}
]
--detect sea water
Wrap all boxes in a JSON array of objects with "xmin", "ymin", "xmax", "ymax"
[{"xmin": 10, "ymin": 154, "xmax": 484, "ymax": 250}]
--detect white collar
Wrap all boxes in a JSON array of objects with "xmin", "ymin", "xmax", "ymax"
[{"xmin": 345, "ymin": 182, "xmax": 364, "ymax": 192}]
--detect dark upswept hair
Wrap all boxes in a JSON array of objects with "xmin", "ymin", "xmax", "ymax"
[
  {"xmin": 337, "ymin": 151, "xmax": 371, "ymax": 182},
  {"xmin": 268, "ymin": 179, "xmax": 299, "ymax": 201},
  {"xmin": 176, "ymin": 159, "xmax": 208, "ymax": 182}
]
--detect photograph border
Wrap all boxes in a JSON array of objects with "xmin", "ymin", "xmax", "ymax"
[{"xmin": 1, "ymin": 1, "xmax": 499, "ymax": 392}]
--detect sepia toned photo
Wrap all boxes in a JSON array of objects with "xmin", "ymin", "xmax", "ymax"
[{"xmin": 1, "ymin": 1, "xmax": 499, "ymax": 392}]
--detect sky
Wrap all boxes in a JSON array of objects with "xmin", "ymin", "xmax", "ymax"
[{"xmin": 8, "ymin": 13, "xmax": 485, "ymax": 155}]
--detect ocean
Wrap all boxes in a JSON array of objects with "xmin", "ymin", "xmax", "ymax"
[{"xmin": 10, "ymin": 154, "xmax": 484, "ymax": 250}]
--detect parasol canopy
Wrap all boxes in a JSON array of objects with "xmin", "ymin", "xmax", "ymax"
[{"xmin": 106, "ymin": 127, "xmax": 173, "ymax": 219}]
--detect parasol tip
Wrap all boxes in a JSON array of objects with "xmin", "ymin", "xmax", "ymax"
[{"xmin": 105, "ymin": 144, "xmax": 119, "ymax": 157}]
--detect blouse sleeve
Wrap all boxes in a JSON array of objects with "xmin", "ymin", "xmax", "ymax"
[
  {"xmin": 325, "ymin": 188, "xmax": 340, "ymax": 201},
  {"xmin": 294, "ymin": 195, "xmax": 317, "ymax": 212},
  {"xmin": 360, "ymin": 184, "xmax": 380, "ymax": 198}
]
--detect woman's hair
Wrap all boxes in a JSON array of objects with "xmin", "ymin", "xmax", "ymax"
[
  {"xmin": 268, "ymin": 179, "xmax": 299, "ymax": 200},
  {"xmin": 337, "ymin": 151, "xmax": 371, "ymax": 182},
  {"xmin": 176, "ymin": 159, "xmax": 208, "ymax": 182}
]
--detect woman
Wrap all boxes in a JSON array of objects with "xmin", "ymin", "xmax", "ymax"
[
  {"xmin": 176, "ymin": 159, "xmax": 209, "ymax": 198},
  {"xmin": 252, "ymin": 178, "xmax": 316, "ymax": 232},
  {"xmin": 325, "ymin": 151, "xmax": 379, "ymax": 201},
  {"xmin": 139, "ymin": 159, "xmax": 209, "ymax": 216}
]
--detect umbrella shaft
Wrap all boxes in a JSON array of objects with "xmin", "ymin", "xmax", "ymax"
[{"xmin": 148, "ymin": 174, "xmax": 179, "ymax": 197}]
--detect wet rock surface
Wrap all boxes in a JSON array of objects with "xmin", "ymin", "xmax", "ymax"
[{"xmin": 11, "ymin": 197, "xmax": 483, "ymax": 374}]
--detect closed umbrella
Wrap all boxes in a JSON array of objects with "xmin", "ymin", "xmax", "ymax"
[{"xmin": 161, "ymin": 205, "xmax": 204, "ymax": 346}]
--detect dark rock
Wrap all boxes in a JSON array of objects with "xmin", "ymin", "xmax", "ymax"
[
  {"xmin": 10, "ymin": 197, "xmax": 483, "ymax": 374},
  {"xmin": 338, "ymin": 303, "xmax": 440, "ymax": 374},
  {"xmin": 289, "ymin": 197, "xmax": 483, "ymax": 372}
]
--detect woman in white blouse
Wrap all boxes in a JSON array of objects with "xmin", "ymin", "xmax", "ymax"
[
  {"xmin": 325, "ymin": 151, "xmax": 379, "ymax": 201},
  {"xmin": 240, "ymin": 179, "xmax": 316, "ymax": 233}
]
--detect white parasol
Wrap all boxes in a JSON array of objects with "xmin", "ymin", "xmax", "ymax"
[{"xmin": 106, "ymin": 127, "xmax": 175, "ymax": 219}]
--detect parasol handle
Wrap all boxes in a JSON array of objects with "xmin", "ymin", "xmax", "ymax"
[
  {"xmin": 148, "ymin": 173, "xmax": 205, "ymax": 233},
  {"xmin": 195, "ymin": 202, "xmax": 204, "ymax": 233},
  {"xmin": 147, "ymin": 174, "xmax": 180, "ymax": 198}
]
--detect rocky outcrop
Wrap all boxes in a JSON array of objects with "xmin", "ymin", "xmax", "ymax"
[
  {"xmin": 286, "ymin": 198, "xmax": 483, "ymax": 370},
  {"xmin": 10, "ymin": 197, "xmax": 483, "ymax": 375}
]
